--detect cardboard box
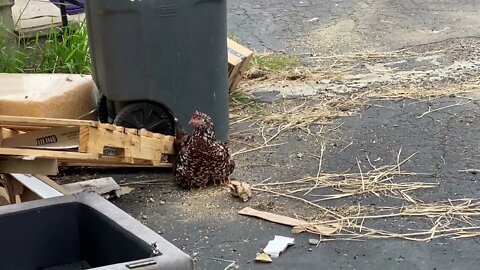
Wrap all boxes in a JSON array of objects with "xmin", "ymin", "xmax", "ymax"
[
  {"xmin": 1, "ymin": 126, "xmax": 79, "ymax": 149},
  {"xmin": 228, "ymin": 38, "xmax": 254, "ymax": 92}
]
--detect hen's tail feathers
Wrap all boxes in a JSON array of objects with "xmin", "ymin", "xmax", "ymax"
[{"xmin": 174, "ymin": 130, "xmax": 189, "ymax": 153}]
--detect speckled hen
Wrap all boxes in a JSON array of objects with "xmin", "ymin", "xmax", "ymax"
[{"xmin": 173, "ymin": 111, "xmax": 235, "ymax": 189}]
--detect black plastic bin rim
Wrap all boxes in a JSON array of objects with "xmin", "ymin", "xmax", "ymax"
[{"xmin": 0, "ymin": 192, "xmax": 192, "ymax": 270}]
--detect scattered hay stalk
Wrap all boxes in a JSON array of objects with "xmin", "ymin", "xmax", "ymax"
[{"xmin": 251, "ymin": 151, "xmax": 480, "ymax": 242}]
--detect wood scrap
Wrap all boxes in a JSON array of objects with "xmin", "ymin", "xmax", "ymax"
[
  {"xmin": 62, "ymin": 177, "xmax": 122, "ymax": 199},
  {"xmin": 120, "ymin": 186, "xmax": 135, "ymax": 195},
  {"xmin": 1, "ymin": 126, "xmax": 79, "ymax": 149},
  {"xmin": 33, "ymin": 175, "xmax": 70, "ymax": 195},
  {"xmin": 8, "ymin": 174, "xmax": 65, "ymax": 200},
  {"xmin": 0, "ymin": 115, "xmax": 175, "ymax": 168},
  {"xmin": 239, "ymin": 207, "xmax": 341, "ymax": 236},
  {"xmin": 0, "ymin": 157, "xmax": 58, "ymax": 175}
]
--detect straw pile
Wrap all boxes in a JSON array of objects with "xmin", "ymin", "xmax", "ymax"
[{"xmin": 249, "ymin": 149, "xmax": 480, "ymax": 242}]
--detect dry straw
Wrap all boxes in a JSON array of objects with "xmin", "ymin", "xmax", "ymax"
[{"xmin": 250, "ymin": 149, "xmax": 480, "ymax": 242}]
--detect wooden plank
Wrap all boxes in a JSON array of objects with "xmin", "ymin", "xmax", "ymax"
[
  {"xmin": 1, "ymin": 126, "xmax": 80, "ymax": 149},
  {"xmin": 138, "ymin": 129, "xmax": 154, "ymax": 137},
  {"xmin": 34, "ymin": 175, "xmax": 70, "ymax": 195},
  {"xmin": 79, "ymin": 126, "xmax": 175, "ymax": 161},
  {"xmin": 0, "ymin": 157, "xmax": 58, "ymax": 175},
  {"xmin": 0, "ymin": 128, "xmax": 25, "ymax": 139},
  {"xmin": 125, "ymin": 128, "xmax": 138, "ymax": 135},
  {"xmin": 62, "ymin": 177, "xmax": 121, "ymax": 199},
  {"xmin": 58, "ymin": 162, "xmax": 173, "ymax": 168},
  {"xmin": 0, "ymin": 147, "xmax": 97, "ymax": 160},
  {"xmin": 239, "ymin": 207, "xmax": 341, "ymax": 236},
  {"xmin": 78, "ymin": 125, "xmax": 90, "ymax": 153},
  {"xmin": 0, "ymin": 187, "xmax": 10, "ymax": 204},
  {"xmin": 0, "ymin": 115, "xmax": 96, "ymax": 128},
  {"xmin": 0, "ymin": 125, "xmax": 47, "ymax": 131},
  {"xmin": 98, "ymin": 123, "xmax": 116, "ymax": 131},
  {"xmin": 80, "ymin": 126, "xmax": 134, "ymax": 158},
  {"xmin": 9, "ymin": 174, "xmax": 64, "ymax": 199}
]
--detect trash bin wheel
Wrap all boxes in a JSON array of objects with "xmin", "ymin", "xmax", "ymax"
[{"xmin": 113, "ymin": 102, "xmax": 175, "ymax": 136}]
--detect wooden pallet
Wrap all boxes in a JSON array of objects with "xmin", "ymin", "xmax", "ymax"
[{"xmin": 0, "ymin": 115, "xmax": 175, "ymax": 167}]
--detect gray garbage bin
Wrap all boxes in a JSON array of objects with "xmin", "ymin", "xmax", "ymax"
[{"xmin": 85, "ymin": 0, "xmax": 229, "ymax": 141}]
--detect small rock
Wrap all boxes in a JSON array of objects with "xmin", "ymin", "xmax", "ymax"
[
  {"xmin": 192, "ymin": 252, "xmax": 198, "ymax": 257},
  {"xmin": 296, "ymin": 153, "xmax": 304, "ymax": 158},
  {"xmin": 160, "ymin": 200, "xmax": 166, "ymax": 204},
  {"xmin": 309, "ymin": 239, "xmax": 320, "ymax": 245},
  {"xmin": 149, "ymin": 197, "xmax": 155, "ymax": 203},
  {"xmin": 308, "ymin": 248, "xmax": 313, "ymax": 252},
  {"xmin": 141, "ymin": 215, "xmax": 148, "ymax": 220}
]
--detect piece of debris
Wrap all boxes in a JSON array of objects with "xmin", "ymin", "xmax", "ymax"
[
  {"xmin": 0, "ymin": 115, "xmax": 175, "ymax": 168},
  {"xmin": 459, "ymin": 169, "xmax": 480, "ymax": 174},
  {"xmin": 286, "ymin": 72, "xmax": 306, "ymax": 81},
  {"xmin": 308, "ymin": 239, "xmax": 320, "ymax": 245},
  {"xmin": 121, "ymin": 186, "xmax": 135, "ymax": 195},
  {"xmin": 228, "ymin": 181, "xmax": 253, "ymax": 202},
  {"xmin": 62, "ymin": 177, "xmax": 122, "ymax": 200},
  {"xmin": 255, "ymin": 253, "xmax": 272, "ymax": 263},
  {"xmin": 246, "ymin": 68, "xmax": 267, "ymax": 80},
  {"xmin": 1, "ymin": 174, "xmax": 68, "ymax": 204},
  {"xmin": 228, "ymin": 38, "xmax": 254, "ymax": 91},
  {"xmin": 239, "ymin": 207, "xmax": 340, "ymax": 236},
  {"xmin": 263, "ymin": 235, "xmax": 295, "ymax": 258}
]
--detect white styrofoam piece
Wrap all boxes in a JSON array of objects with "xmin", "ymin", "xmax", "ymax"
[{"xmin": 263, "ymin": 235, "xmax": 295, "ymax": 258}]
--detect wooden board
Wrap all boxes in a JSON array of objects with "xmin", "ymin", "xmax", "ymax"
[
  {"xmin": 58, "ymin": 162, "xmax": 174, "ymax": 168},
  {"xmin": 34, "ymin": 175, "xmax": 70, "ymax": 195},
  {"xmin": 1, "ymin": 126, "xmax": 79, "ymax": 149},
  {"xmin": 0, "ymin": 115, "xmax": 96, "ymax": 128},
  {"xmin": 9, "ymin": 174, "xmax": 64, "ymax": 199},
  {"xmin": 0, "ymin": 157, "xmax": 58, "ymax": 175},
  {"xmin": 0, "ymin": 147, "xmax": 97, "ymax": 160},
  {"xmin": 78, "ymin": 125, "xmax": 175, "ymax": 165},
  {"xmin": 0, "ymin": 116, "xmax": 175, "ymax": 168},
  {"xmin": 62, "ymin": 177, "xmax": 121, "ymax": 199},
  {"xmin": 0, "ymin": 128, "xmax": 24, "ymax": 139}
]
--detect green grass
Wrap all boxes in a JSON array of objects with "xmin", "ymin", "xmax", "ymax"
[
  {"xmin": 228, "ymin": 33, "xmax": 239, "ymax": 43},
  {"xmin": 249, "ymin": 54, "xmax": 300, "ymax": 72},
  {"xmin": 230, "ymin": 91, "xmax": 265, "ymax": 115},
  {"xmin": 0, "ymin": 22, "xmax": 91, "ymax": 74}
]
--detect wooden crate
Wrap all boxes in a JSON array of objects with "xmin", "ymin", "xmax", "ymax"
[
  {"xmin": 0, "ymin": 115, "xmax": 175, "ymax": 168},
  {"xmin": 228, "ymin": 38, "xmax": 254, "ymax": 92}
]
